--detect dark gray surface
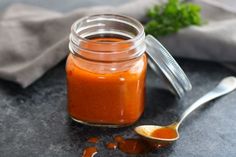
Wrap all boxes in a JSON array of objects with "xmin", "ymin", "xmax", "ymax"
[
  {"xmin": 0, "ymin": 59, "xmax": 236, "ymax": 157},
  {"xmin": 0, "ymin": 0, "xmax": 236, "ymax": 157}
]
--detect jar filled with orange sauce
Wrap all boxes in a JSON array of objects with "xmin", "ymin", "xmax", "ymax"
[
  {"xmin": 66, "ymin": 14, "xmax": 192, "ymax": 127},
  {"xmin": 67, "ymin": 14, "xmax": 147, "ymax": 127}
]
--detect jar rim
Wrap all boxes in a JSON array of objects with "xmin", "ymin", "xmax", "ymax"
[
  {"xmin": 70, "ymin": 14, "xmax": 145, "ymax": 45},
  {"xmin": 69, "ymin": 14, "xmax": 146, "ymax": 62}
]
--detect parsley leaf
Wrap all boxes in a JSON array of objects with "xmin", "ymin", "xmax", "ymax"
[{"xmin": 145, "ymin": 0, "xmax": 202, "ymax": 37}]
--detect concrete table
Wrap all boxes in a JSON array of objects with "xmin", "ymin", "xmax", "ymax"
[{"xmin": 0, "ymin": 1, "xmax": 236, "ymax": 157}]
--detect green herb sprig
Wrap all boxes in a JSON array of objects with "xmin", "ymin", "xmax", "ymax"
[{"xmin": 145, "ymin": 0, "xmax": 202, "ymax": 37}]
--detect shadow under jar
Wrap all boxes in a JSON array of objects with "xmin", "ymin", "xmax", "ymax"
[{"xmin": 66, "ymin": 14, "xmax": 147, "ymax": 127}]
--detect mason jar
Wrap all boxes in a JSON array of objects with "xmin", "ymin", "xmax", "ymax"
[
  {"xmin": 67, "ymin": 14, "xmax": 147, "ymax": 127},
  {"xmin": 66, "ymin": 14, "xmax": 191, "ymax": 127}
]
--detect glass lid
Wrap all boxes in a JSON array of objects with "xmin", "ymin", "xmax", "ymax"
[{"xmin": 145, "ymin": 35, "xmax": 192, "ymax": 98}]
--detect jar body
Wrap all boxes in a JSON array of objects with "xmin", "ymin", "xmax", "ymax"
[
  {"xmin": 66, "ymin": 14, "xmax": 147, "ymax": 127},
  {"xmin": 66, "ymin": 54, "xmax": 147, "ymax": 126},
  {"xmin": 66, "ymin": 53, "xmax": 147, "ymax": 126}
]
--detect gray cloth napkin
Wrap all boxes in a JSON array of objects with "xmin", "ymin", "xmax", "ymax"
[{"xmin": 0, "ymin": 0, "xmax": 235, "ymax": 88}]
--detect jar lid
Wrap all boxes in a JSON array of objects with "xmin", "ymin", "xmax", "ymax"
[{"xmin": 145, "ymin": 35, "xmax": 192, "ymax": 98}]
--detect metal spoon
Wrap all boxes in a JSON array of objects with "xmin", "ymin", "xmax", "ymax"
[{"xmin": 135, "ymin": 76, "xmax": 236, "ymax": 144}]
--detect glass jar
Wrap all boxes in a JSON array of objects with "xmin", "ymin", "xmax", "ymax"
[{"xmin": 66, "ymin": 14, "xmax": 147, "ymax": 127}]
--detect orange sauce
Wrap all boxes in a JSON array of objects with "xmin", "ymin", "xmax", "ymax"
[
  {"xmin": 113, "ymin": 135, "xmax": 169, "ymax": 154},
  {"xmin": 83, "ymin": 135, "xmax": 170, "ymax": 156},
  {"xmin": 106, "ymin": 142, "xmax": 117, "ymax": 150},
  {"xmin": 82, "ymin": 147, "xmax": 97, "ymax": 157},
  {"xmin": 87, "ymin": 137, "xmax": 99, "ymax": 143},
  {"xmin": 114, "ymin": 135, "xmax": 124, "ymax": 143},
  {"xmin": 118, "ymin": 138, "xmax": 152, "ymax": 154},
  {"xmin": 151, "ymin": 128, "xmax": 177, "ymax": 139},
  {"xmin": 66, "ymin": 36, "xmax": 147, "ymax": 125}
]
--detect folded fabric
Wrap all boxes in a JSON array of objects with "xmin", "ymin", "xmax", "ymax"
[{"xmin": 0, "ymin": 0, "xmax": 235, "ymax": 88}]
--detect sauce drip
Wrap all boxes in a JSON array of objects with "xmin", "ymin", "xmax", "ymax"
[
  {"xmin": 82, "ymin": 147, "xmax": 97, "ymax": 157},
  {"xmin": 151, "ymin": 128, "xmax": 177, "ymax": 139},
  {"xmin": 118, "ymin": 138, "xmax": 152, "ymax": 154},
  {"xmin": 83, "ymin": 135, "xmax": 171, "ymax": 156},
  {"xmin": 87, "ymin": 137, "xmax": 99, "ymax": 143},
  {"xmin": 114, "ymin": 135, "xmax": 124, "ymax": 143},
  {"xmin": 113, "ymin": 135, "xmax": 170, "ymax": 154},
  {"xmin": 106, "ymin": 142, "xmax": 117, "ymax": 150}
]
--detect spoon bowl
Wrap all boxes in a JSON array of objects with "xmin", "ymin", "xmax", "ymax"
[
  {"xmin": 135, "ymin": 76, "xmax": 236, "ymax": 144},
  {"xmin": 135, "ymin": 124, "xmax": 179, "ymax": 144}
]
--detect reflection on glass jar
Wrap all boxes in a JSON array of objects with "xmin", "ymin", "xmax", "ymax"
[{"xmin": 66, "ymin": 14, "xmax": 147, "ymax": 127}]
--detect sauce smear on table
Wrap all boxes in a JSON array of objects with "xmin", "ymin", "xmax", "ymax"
[
  {"xmin": 117, "ymin": 138, "xmax": 153, "ymax": 154},
  {"xmin": 87, "ymin": 137, "xmax": 99, "ymax": 143},
  {"xmin": 114, "ymin": 135, "xmax": 124, "ymax": 143},
  {"xmin": 106, "ymin": 142, "xmax": 117, "ymax": 150},
  {"xmin": 83, "ymin": 134, "xmax": 171, "ymax": 156},
  {"xmin": 114, "ymin": 135, "xmax": 168, "ymax": 154},
  {"xmin": 82, "ymin": 147, "xmax": 97, "ymax": 157}
]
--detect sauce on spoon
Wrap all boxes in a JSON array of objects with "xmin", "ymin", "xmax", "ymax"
[{"xmin": 151, "ymin": 128, "xmax": 177, "ymax": 139}]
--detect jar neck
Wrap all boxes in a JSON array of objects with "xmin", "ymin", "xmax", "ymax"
[{"xmin": 69, "ymin": 14, "xmax": 146, "ymax": 62}]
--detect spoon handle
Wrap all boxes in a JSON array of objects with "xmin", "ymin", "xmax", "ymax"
[{"xmin": 177, "ymin": 76, "xmax": 236, "ymax": 128}]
